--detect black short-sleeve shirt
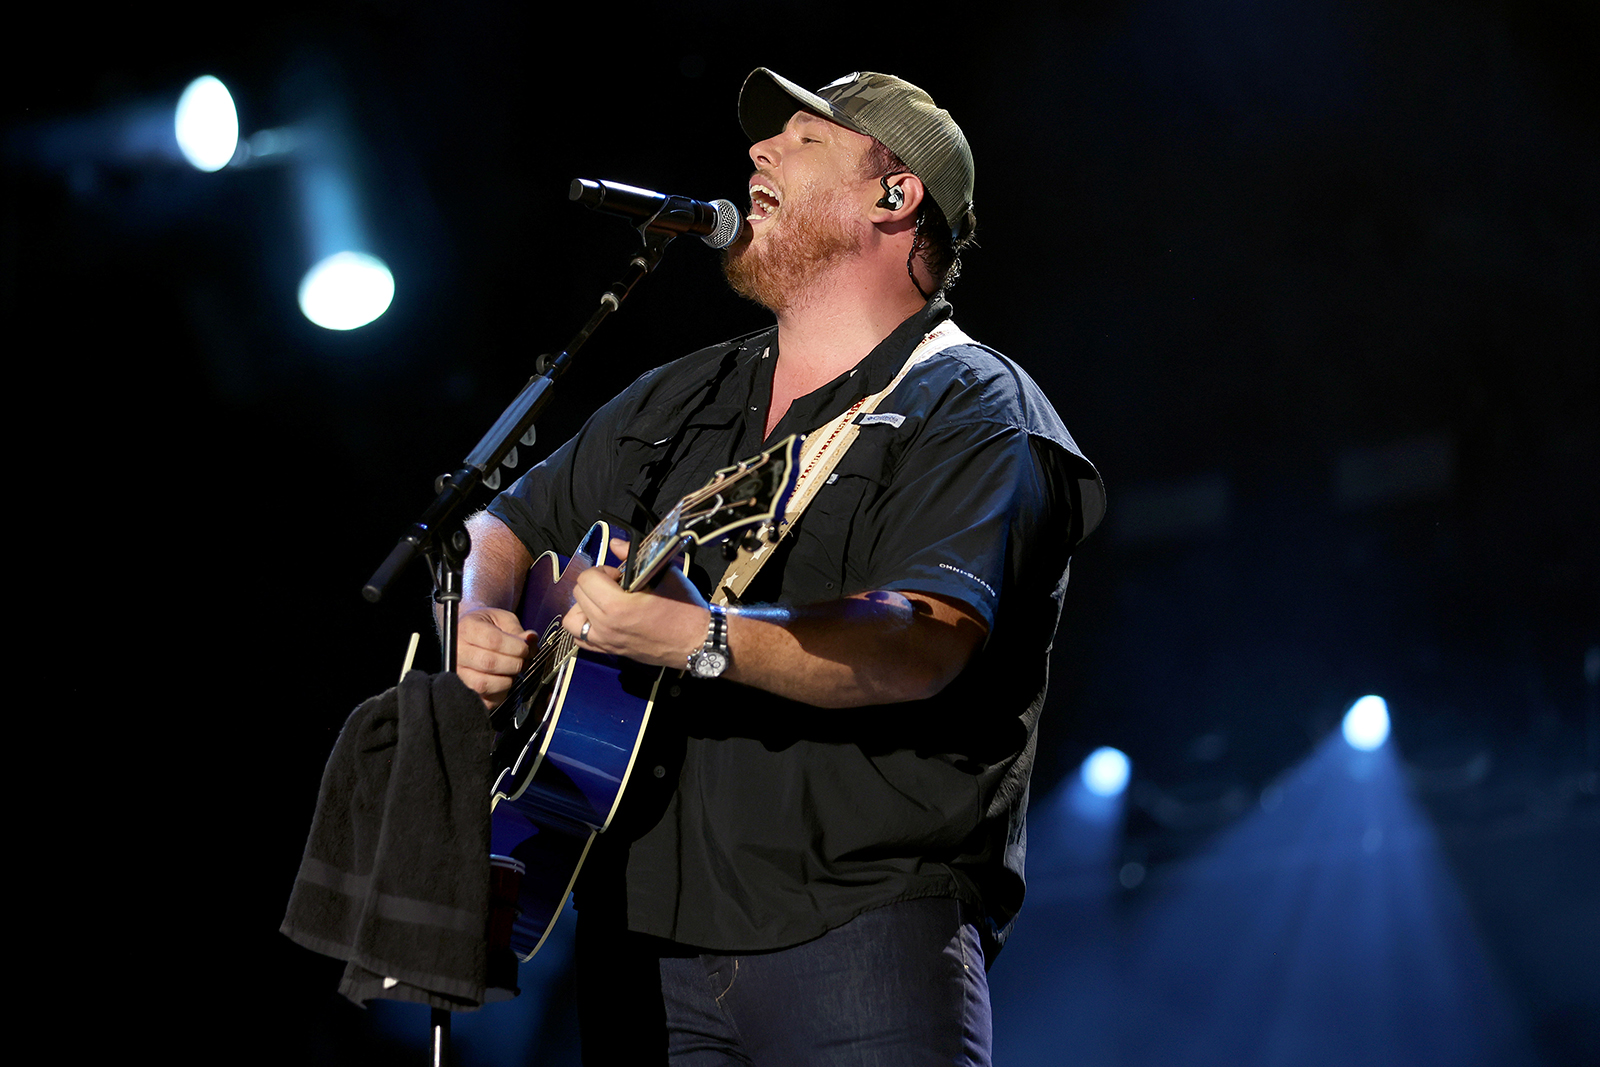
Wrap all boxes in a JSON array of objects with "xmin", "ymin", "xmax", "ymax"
[{"xmin": 487, "ymin": 298, "xmax": 1103, "ymax": 954}]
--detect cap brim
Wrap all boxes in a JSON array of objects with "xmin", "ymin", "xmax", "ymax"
[{"xmin": 738, "ymin": 68, "xmax": 871, "ymax": 143}]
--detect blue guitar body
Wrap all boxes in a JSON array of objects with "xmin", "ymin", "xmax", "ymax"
[
  {"xmin": 488, "ymin": 522, "xmax": 663, "ymax": 959},
  {"xmin": 485, "ymin": 435, "xmax": 800, "ymax": 961}
]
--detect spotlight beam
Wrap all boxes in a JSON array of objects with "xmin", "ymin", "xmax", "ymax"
[
  {"xmin": 1343, "ymin": 695, "xmax": 1391, "ymax": 751},
  {"xmin": 174, "ymin": 76, "xmax": 239, "ymax": 172}
]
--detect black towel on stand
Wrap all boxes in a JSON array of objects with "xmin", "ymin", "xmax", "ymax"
[{"xmin": 282, "ymin": 669, "xmax": 502, "ymax": 1010}]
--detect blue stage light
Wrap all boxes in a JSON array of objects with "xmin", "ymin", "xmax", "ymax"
[
  {"xmin": 174, "ymin": 76, "xmax": 238, "ymax": 172},
  {"xmin": 1342, "ymin": 695, "xmax": 1391, "ymax": 751},
  {"xmin": 298, "ymin": 251, "xmax": 395, "ymax": 330},
  {"xmin": 1081, "ymin": 747, "xmax": 1131, "ymax": 798}
]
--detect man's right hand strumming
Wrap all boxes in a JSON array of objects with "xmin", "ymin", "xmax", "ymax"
[{"xmin": 455, "ymin": 605, "xmax": 534, "ymax": 710}]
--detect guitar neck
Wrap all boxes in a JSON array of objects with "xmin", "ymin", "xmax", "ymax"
[{"xmin": 620, "ymin": 502, "xmax": 690, "ymax": 592}]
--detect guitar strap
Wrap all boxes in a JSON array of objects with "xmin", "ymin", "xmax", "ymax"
[{"xmin": 715, "ymin": 319, "xmax": 975, "ymax": 606}]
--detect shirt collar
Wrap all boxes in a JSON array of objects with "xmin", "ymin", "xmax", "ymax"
[{"xmin": 768, "ymin": 297, "xmax": 955, "ymax": 430}]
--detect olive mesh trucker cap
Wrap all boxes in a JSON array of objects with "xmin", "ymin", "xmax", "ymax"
[{"xmin": 738, "ymin": 68, "xmax": 975, "ymax": 241}]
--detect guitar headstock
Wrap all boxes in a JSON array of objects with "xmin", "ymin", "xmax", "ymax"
[{"xmin": 624, "ymin": 434, "xmax": 801, "ymax": 590}]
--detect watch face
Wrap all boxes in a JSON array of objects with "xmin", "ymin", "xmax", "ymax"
[{"xmin": 690, "ymin": 649, "xmax": 730, "ymax": 678}]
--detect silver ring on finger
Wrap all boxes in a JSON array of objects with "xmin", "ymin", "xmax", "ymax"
[{"xmin": 579, "ymin": 621, "xmax": 592, "ymax": 642}]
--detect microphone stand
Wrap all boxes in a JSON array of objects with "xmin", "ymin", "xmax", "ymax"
[{"xmin": 361, "ymin": 217, "xmax": 682, "ymax": 1066}]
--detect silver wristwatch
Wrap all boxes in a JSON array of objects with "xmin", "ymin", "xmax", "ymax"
[{"xmin": 686, "ymin": 604, "xmax": 730, "ymax": 679}]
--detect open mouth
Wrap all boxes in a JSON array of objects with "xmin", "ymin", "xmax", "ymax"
[{"xmin": 748, "ymin": 182, "xmax": 781, "ymax": 222}]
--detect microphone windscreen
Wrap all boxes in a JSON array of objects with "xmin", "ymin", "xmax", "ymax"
[{"xmin": 701, "ymin": 199, "xmax": 745, "ymax": 249}]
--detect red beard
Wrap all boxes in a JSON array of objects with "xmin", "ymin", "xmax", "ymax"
[{"xmin": 722, "ymin": 183, "xmax": 861, "ymax": 313}]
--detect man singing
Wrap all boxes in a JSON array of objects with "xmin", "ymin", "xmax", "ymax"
[{"xmin": 456, "ymin": 68, "xmax": 1104, "ymax": 1065}]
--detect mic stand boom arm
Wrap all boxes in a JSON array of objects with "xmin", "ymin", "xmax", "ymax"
[{"xmin": 362, "ymin": 225, "xmax": 675, "ymax": 610}]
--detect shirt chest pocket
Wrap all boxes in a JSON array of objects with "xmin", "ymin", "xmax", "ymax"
[
  {"xmin": 612, "ymin": 404, "xmax": 747, "ymax": 531},
  {"xmin": 786, "ymin": 456, "xmax": 891, "ymax": 597}
]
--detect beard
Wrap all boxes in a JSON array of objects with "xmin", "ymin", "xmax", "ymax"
[{"xmin": 722, "ymin": 183, "xmax": 861, "ymax": 313}]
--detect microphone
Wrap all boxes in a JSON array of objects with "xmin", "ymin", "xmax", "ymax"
[{"xmin": 570, "ymin": 179, "xmax": 745, "ymax": 249}]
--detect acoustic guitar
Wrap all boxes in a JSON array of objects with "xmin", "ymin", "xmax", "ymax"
[{"xmin": 487, "ymin": 434, "xmax": 799, "ymax": 959}]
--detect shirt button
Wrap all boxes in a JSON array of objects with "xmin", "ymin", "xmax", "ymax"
[
  {"xmin": 653, "ymin": 765, "xmax": 667, "ymax": 778},
  {"xmin": 668, "ymin": 684, "xmax": 682, "ymax": 698}
]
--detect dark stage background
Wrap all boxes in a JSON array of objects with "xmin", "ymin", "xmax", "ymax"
[{"xmin": 7, "ymin": 2, "xmax": 1593, "ymax": 1064}]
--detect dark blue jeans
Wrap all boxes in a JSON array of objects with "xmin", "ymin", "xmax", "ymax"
[{"xmin": 575, "ymin": 897, "xmax": 993, "ymax": 1066}]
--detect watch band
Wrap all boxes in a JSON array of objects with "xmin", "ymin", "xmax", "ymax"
[{"xmin": 687, "ymin": 603, "xmax": 730, "ymax": 678}]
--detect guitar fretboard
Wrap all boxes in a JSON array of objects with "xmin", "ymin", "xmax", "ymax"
[{"xmin": 627, "ymin": 503, "xmax": 685, "ymax": 592}]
